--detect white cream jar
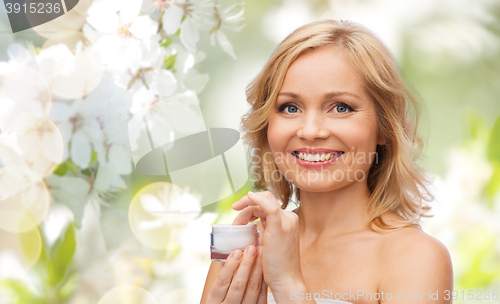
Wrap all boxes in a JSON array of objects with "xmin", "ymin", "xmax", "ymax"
[{"xmin": 210, "ymin": 222, "xmax": 260, "ymax": 261}]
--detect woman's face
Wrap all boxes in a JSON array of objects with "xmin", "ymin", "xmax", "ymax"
[{"xmin": 267, "ymin": 46, "xmax": 384, "ymax": 191}]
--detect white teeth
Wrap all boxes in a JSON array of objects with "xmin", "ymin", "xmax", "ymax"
[{"xmin": 295, "ymin": 152, "xmax": 342, "ymax": 162}]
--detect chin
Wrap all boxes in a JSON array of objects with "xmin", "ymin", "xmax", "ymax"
[
  {"xmin": 296, "ymin": 184, "xmax": 335, "ymax": 192},
  {"xmin": 291, "ymin": 178, "xmax": 346, "ymax": 192}
]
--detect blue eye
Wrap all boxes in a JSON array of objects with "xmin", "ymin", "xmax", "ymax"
[
  {"xmin": 336, "ymin": 105, "xmax": 347, "ymax": 113},
  {"xmin": 287, "ymin": 105, "xmax": 298, "ymax": 113},
  {"xmin": 278, "ymin": 103, "xmax": 299, "ymax": 114},
  {"xmin": 333, "ymin": 103, "xmax": 353, "ymax": 114},
  {"xmin": 278, "ymin": 102, "xmax": 353, "ymax": 114}
]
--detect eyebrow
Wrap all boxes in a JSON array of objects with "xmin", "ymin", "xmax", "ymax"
[{"xmin": 277, "ymin": 91, "xmax": 360, "ymax": 99}]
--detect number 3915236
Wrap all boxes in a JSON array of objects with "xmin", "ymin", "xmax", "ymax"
[
  {"xmin": 5, "ymin": 2, "xmax": 62, "ymax": 14},
  {"xmin": 444, "ymin": 290, "xmax": 498, "ymax": 301}
]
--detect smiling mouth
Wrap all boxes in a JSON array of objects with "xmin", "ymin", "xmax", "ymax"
[{"xmin": 291, "ymin": 151, "xmax": 344, "ymax": 162}]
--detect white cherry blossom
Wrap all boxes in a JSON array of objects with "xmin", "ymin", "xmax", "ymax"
[
  {"xmin": 0, "ymin": 45, "xmax": 52, "ymax": 116},
  {"xmin": 87, "ymin": 0, "xmax": 159, "ymax": 73},
  {"xmin": 209, "ymin": 2, "xmax": 245, "ymax": 59},
  {"xmin": 50, "ymin": 71, "xmax": 132, "ymax": 175},
  {"xmin": 45, "ymin": 174, "xmax": 109, "ymax": 229},
  {"xmin": 162, "ymin": 0, "xmax": 218, "ymax": 54},
  {"xmin": 36, "ymin": 41, "xmax": 105, "ymax": 100}
]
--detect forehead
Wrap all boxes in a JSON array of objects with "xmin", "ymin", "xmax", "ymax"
[{"xmin": 278, "ymin": 46, "xmax": 367, "ymax": 99}]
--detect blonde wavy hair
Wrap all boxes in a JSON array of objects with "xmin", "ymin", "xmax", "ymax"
[{"xmin": 239, "ymin": 20, "xmax": 435, "ymax": 232}]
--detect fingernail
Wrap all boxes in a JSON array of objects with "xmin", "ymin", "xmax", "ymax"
[
  {"xmin": 248, "ymin": 191, "xmax": 254, "ymax": 195},
  {"xmin": 258, "ymin": 246, "xmax": 262, "ymax": 256},
  {"xmin": 247, "ymin": 245, "xmax": 256, "ymax": 257},
  {"xmin": 232, "ymin": 250, "xmax": 242, "ymax": 261}
]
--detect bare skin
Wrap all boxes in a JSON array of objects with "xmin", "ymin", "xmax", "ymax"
[
  {"xmin": 201, "ymin": 46, "xmax": 453, "ymax": 304},
  {"xmin": 202, "ymin": 212, "xmax": 453, "ymax": 304}
]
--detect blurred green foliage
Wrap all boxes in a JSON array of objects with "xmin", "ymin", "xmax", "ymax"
[
  {"xmin": 0, "ymin": 224, "xmax": 76, "ymax": 304},
  {"xmin": 486, "ymin": 115, "xmax": 500, "ymax": 200},
  {"xmin": 458, "ymin": 226, "xmax": 499, "ymax": 289}
]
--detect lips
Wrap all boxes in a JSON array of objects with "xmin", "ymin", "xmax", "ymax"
[
  {"xmin": 290, "ymin": 147, "xmax": 344, "ymax": 163},
  {"xmin": 289, "ymin": 150, "xmax": 345, "ymax": 169},
  {"xmin": 293, "ymin": 148, "xmax": 343, "ymax": 154},
  {"xmin": 291, "ymin": 151, "xmax": 344, "ymax": 161}
]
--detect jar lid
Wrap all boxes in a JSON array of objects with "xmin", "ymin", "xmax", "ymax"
[{"xmin": 211, "ymin": 222, "xmax": 258, "ymax": 234}]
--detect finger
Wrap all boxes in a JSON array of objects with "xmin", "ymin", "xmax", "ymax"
[
  {"xmin": 234, "ymin": 191, "xmax": 282, "ymax": 233},
  {"xmin": 231, "ymin": 195, "xmax": 250, "ymax": 211},
  {"xmin": 256, "ymin": 273, "xmax": 268, "ymax": 304},
  {"xmin": 232, "ymin": 191, "xmax": 280, "ymax": 211},
  {"xmin": 206, "ymin": 250, "xmax": 243, "ymax": 304},
  {"xmin": 241, "ymin": 246, "xmax": 264, "ymax": 304},
  {"xmin": 283, "ymin": 209, "xmax": 300, "ymax": 225},
  {"xmin": 232, "ymin": 206, "xmax": 267, "ymax": 225},
  {"xmin": 223, "ymin": 245, "xmax": 258, "ymax": 304}
]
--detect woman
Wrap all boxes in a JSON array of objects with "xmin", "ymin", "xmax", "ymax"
[{"xmin": 201, "ymin": 20, "xmax": 453, "ymax": 304}]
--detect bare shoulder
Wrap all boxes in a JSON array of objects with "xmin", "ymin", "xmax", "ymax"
[
  {"xmin": 375, "ymin": 213, "xmax": 454, "ymax": 301},
  {"xmin": 382, "ymin": 227, "xmax": 452, "ymax": 269},
  {"xmin": 377, "ymin": 213, "xmax": 452, "ymax": 263}
]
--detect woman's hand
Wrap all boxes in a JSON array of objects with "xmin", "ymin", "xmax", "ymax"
[
  {"xmin": 206, "ymin": 245, "xmax": 268, "ymax": 304},
  {"xmin": 231, "ymin": 191, "xmax": 304, "ymax": 295}
]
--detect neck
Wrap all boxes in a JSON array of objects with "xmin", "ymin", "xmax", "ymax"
[{"xmin": 295, "ymin": 180, "xmax": 372, "ymax": 240}]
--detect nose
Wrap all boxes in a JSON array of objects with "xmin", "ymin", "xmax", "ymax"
[{"xmin": 296, "ymin": 112, "xmax": 330, "ymax": 141}]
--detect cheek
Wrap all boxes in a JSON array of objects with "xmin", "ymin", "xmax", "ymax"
[
  {"xmin": 267, "ymin": 118, "xmax": 294, "ymax": 168},
  {"xmin": 349, "ymin": 117, "xmax": 379, "ymax": 168},
  {"xmin": 267, "ymin": 117, "xmax": 290, "ymax": 151},
  {"xmin": 267, "ymin": 120, "xmax": 278, "ymax": 151},
  {"xmin": 355, "ymin": 125, "xmax": 378, "ymax": 149},
  {"xmin": 348, "ymin": 115, "xmax": 378, "ymax": 144},
  {"xmin": 330, "ymin": 116, "xmax": 379, "ymax": 160},
  {"xmin": 333, "ymin": 120, "xmax": 377, "ymax": 149}
]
